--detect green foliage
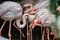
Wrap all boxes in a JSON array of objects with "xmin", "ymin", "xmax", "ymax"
[
  {"xmin": 50, "ymin": 0, "xmax": 60, "ymax": 37},
  {"xmin": 50, "ymin": 0, "xmax": 59, "ymax": 18}
]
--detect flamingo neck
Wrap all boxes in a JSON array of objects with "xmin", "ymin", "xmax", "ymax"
[{"xmin": 16, "ymin": 14, "xmax": 30, "ymax": 28}]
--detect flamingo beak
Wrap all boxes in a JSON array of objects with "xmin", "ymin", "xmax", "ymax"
[
  {"xmin": 29, "ymin": 23, "xmax": 35, "ymax": 29},
  {"xmin": 27, "ymin": 8, "xmax": 36, "ymax": 14},
  {"xmin": 29, "ymin": 19, "xmax": 41, "ymax": 29},
  {"xmin": 34, "ymin": 19, "xmax": 41, "ymax": 24}
]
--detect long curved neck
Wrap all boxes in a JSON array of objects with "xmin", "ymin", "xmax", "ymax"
[
  {"xmin": 16, "ymin": 14, "xmax": 30, "ymax": 28},
  {"xmin": 24, "ymin": 4, "xmax": 33, "ymax": 13}
]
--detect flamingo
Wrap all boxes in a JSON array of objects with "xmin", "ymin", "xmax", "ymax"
[
  {"xmin": 0, "ymin": 1, "xmax": 23, "ymax": 40},
  {"xmin": 16, "ymin": 4, "xmax": 36, "ymax": 40},
  {"xmin": 16, "ymin": 0, "xmax": 49, "ymax": 28},
  {"xmin": 33, "ymin": 8, "xmax": 55, "ymax": 40},
  {"xmin": 16, "ymin": 0, "xmax": 49, "ymax": 40}
]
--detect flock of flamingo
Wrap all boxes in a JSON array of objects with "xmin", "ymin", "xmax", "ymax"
[{"xmin": 0, "ymin": 0, "xmax": 60, "ymax": 40}]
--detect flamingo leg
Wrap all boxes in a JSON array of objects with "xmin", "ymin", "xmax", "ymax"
[
  {"xmin": 27, "ymin": 23, "xmax": 29, "ymax": 40},
  {"xmin": 13, "ymin": 21, "xmax": 20, "ymax": 31},
  {"xmin": 42, "ymin": 27, "xmax": 45, "ymax": 40},
  {"xmin": 8, "ymin": 20, "xmax": 12, "ymax": 40},
  {"xmin": 31, "ymin": 28, "xmax": 33, "ymax": 40},
  {"xmin": 0, "ymin": 21, "xmax": 6, "ymax": 36},
  {"xmin": 26, "ymin": 18, "xmax": 29, "ymax": 40},
  {"xmin": 19, "ymin": 28, "xmax": 22, "ymax": 40},
  {"xmin": 21, "ymin": 31, "xmax": 25, "ymax": 38},
  {"xmin": 13, "ymin": 21, "xmax": 25, "ymax": 38},
  {"xmin": 46, "ymin": 27, "xmax": 50, "ymax": 40},
  {"xmin": 29, "ymin": 23, "xmax": 33, "ymax": 40}
]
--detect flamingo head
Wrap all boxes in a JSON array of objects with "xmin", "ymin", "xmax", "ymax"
[
  {"xmin": 23, "ymin": 4, "xmax": 37, "ymax": 15},
  {"xmin": 29, "ymin": 19, "xmax": 41, "ymax": 29},
  {"xmin": 26, "ymin": 8, "xmax": 37, "ymax": 14},
  {"xmin": 34, "ymin": 19, "xmax": 41, "ymax": 24}
]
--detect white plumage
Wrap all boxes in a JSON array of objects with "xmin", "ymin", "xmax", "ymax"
[
  {"xmin": 0, "ymin": 1, "xmax": 22, "ymax": 20},
  {"xmin": 16, "ymin": 0, "xmax": 50, "ymax": 28},
  {"xmin": 0, "ymin": 1, "xmax": 23, "ymax": 40},
  {"xmin": 35, "ymin": 8, "xmax": 55, "ymax": 26}
]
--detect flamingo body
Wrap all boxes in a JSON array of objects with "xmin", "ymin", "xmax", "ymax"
[{"xmin": 0, "ymin": 1, "xmax": 22, "ymax": 20}]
